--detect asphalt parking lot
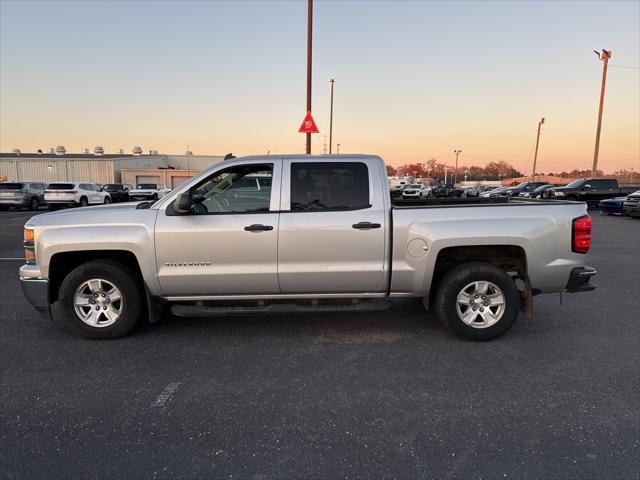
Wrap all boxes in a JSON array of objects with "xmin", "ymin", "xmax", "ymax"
[{"xmin": 0, "ymin": 208, "xmax": 638, "ymax": 479}]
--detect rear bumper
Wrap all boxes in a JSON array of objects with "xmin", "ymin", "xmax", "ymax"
[
  {"xmin": 565, "ymin": 266, "xmax": 597, "ymax": 293},
  {"xmin": 0, "ymin": 198, "xmax": 29, "ymax": 206}
]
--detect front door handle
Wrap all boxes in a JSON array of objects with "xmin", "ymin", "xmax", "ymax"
[
  {"xmin": 244, "ymin": 224, "xmax": 273, "ymax": 232},
  {"xmin": 352, "ymin": 222, "xmax": 381, "ymax": 230}
]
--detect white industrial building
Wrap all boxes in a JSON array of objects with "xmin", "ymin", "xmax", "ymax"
[{"xmin": 0, "ymin": 147, "xmax": 225, "ymax": 188}]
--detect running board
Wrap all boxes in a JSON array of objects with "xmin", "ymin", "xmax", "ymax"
[{"xmin": 171, "ymin": 299, "xmax": 392, "ymax": 317}]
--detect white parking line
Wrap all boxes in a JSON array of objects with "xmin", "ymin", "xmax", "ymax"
[{"xmin": 150, "ymin": 382, "xmax": 181, "ymax": 408}]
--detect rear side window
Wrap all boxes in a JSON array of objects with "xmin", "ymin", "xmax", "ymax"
[
  {"xmin": 290, "ymin": 162, "xmax": 370, "ymax": 211},
  {"xmin": 48, "ymin": 183, "xmax": 74, "ymax": 190}
]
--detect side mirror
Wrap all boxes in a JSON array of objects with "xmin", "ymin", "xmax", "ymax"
[
  {"xmin": 582, "ymin": 184, "xmax": 591, "ymax": 190},
  {"xmin": 173, "ymin": 192, "xmax": 191, "ymax": 214}
]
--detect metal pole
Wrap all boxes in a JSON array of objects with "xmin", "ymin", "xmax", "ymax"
[
  {"xmin": 337, "ymin": 143, "xmax": 341, "ymax": 154},
  {"xmin": 593, "ymin": 49, "xmax": 611, "ymax": 176},
  {"xmin": 305, "ymin": 0, "xmax": 313, "ymax": 154},
  {"xmin": 532, "ymin": 117, "xmax": 545, "ymax": 182},
  {"xmin": 453, "ymin": 150, "xmax": 461, "ymax": 185},
  {"xmin": 329, "ymin": 78, "xmax": 335, "ymax": 154}
]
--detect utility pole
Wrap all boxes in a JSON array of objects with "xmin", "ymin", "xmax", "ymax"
[
  {"xmin": 453, "ymin": 150, "xmax": 462, "ymax": 185},
  {"xmin": 305, "ymin": 0, "xmax": 313, "ymax": 154},
  {"xmin": 323, "ymin": 135, "xmax": 327, "ymax": 154},
  {"xmin": 592, "ymin": 49, "xmax": 611, "ymax": 177},
  {"xmin": 329, "ymin": 78, "xmax": 335, "ymax": 154},
  {"xmin": 337, "ymin": 143, "xmax": 341, "ymax": 154},
  {"xmin": 531, "ymin": 117, "xmax": 545, "ymax": 182}
]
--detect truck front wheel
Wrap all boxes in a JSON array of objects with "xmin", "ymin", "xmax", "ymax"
[
  {"xmin": 56, "ymin": 260, "xmax": 142, "ymax": 339},
  {"xmin": 434, "ymin": 262, "xmax": 520, "ymax": 341}
]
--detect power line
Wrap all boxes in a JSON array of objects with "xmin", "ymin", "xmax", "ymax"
[{"xmin": 609, "ymin": 64, "xmax": 640, "ymax": 70}]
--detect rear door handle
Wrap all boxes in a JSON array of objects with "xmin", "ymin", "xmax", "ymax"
[
  {"xmin": 352, "ymin": 222, "xmax": 381, "ymax": 230},
  {"xmin": 244, "ymin": 224, "xmax": 273, "ymax": 232}
]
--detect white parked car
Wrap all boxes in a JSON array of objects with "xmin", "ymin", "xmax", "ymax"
[
  {"xmin": 402, "ymin": 184, "xmax": 431, "ymax": 199},
  {"xmin": 45, "ymin": 182, "xmax": 111, "ymax": 209},
  {"xmin": 128, "ymin": 184, "xmax": 171, "ymax": 201}
]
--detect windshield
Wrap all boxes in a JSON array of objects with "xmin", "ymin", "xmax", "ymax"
[
  {"xmin": 137, "ymin": 184, "xmax": 157, "ymax": 189},
  {"xmin": 0, "ymin": 183, "xmax": 24, "ymax": 190},
  {"xmin": 533, "ymin": 184, "xmax": 551, "ymax": 192},
  {"xmin": 103, "ymin": 184, "xmax": 122, "ymax": 191},
  {"xmin": 407, "ymin": 184, "xmax": 421, "ymax": 189},
  {"xmin": 48, "ymin": 183, "xmax": 74, "ymax": 190},
  {"xmin": 565, "ymin": 179, "xmax": 585, "ymax": 188}
]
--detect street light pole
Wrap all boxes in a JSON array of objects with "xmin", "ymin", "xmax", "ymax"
[
  {"xmin": 531, "ymin": 117, "xmax": 545, "ymax": 182},
  {"xmin": 453, "ymin": 150, "xmax": 462, "ymax": 185},
  {"xmin": 336, "ymin": 143, "xmax": 341, "ymax": 154},
  {"xmin": 305, "ymin": 0, "xmax": 313, "ymax": 154},
  {"xmin": 592, "ymin": 49, "xmax": 611, "ymax": 177},
  {"xmin": 329, "ymin": 78, "xmax": 335, "ymax": 154}
]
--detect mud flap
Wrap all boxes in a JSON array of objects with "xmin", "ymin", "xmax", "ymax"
[{"xmin": 519, "ymin": 276, "xmax": 533, "ymax": 319}]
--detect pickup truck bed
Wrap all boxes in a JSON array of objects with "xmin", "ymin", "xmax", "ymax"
[{"xmin": 19, "ymin": 154, "xmax": 596, "ymax": 341}]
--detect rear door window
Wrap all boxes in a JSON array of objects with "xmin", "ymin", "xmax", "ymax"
[{"xmin": 290, "ymin": 162, "xmax": 370, "ymax": 211}]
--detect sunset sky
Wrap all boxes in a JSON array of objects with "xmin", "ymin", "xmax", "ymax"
[{"xmin": 1, "ymin": 0, "xmax": 638, "ymax": 174}]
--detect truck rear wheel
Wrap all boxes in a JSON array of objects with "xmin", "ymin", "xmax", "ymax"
[
  {"xmin": 56, "ymin": 260, "xmax": 142, "ymax": 339},
  {"xmin": 434, "ymin": 262, "xmax": 520, "ymax": 341}
]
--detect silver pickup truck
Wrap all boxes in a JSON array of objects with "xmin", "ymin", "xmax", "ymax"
[{"xmin": 20, "ymin": 154, "xmax": 596, "ymax": 340}]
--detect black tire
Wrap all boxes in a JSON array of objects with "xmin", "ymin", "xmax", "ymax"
[
  {"xmin": 56, "ymin": 260, "xmax": 143, "ymax": 339},
  {"xmin": 104, "ymin": 196, "xmax": 111, "ymax": 204},
  {"xmin": 434, "ymin": 262, "xmax": 520, "ymax": 341},
  {"xmin": 29, "ymin": 197, "xmax": 39, "ymax": 211},
  {"xmin": 79, "ymin": 197, "xmax": 88, "ymax": 207}
]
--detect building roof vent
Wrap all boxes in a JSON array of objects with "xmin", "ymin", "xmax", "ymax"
[
  {"xmin": 94, "ymin": 146, "xmax": 104, "ymax": 155},
  {"xmin": 150, "ymin": 150, "xmax": 158, "ymax": 155},
  {"xmin": 11, "ymin": 148, "xmax": 21, "ymax": 156},
  {"xmin": 132, "ymin": 146, "xmax": 143, "ymax": 155},
  {"xmin": 185, "ymin": 150, "xmax": 193, "ymax": 156},
  {"xmin": 117, "ymin": 148, "xmax": 124, "ymax": 155},
  {"xmin": 82, "ymin": 148, "xmax": 90, "ymax": 154},
  {"xmin": 48, "ymin": 147, "xmax": 56, "ymax": 154},
  {"xmin": 55, "ymin": 145, "xmax": 66, "ymax": 155}
]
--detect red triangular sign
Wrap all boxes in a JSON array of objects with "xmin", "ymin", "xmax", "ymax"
[{"xmin": 298, "ymin": 111, "xmax": 319, "ymax": 133}]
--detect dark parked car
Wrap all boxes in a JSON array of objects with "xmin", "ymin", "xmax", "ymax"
[
  {"xmin": 504, "ymin": 181, "xmax": 548, "ymax": 197},
  {"xmin": 623, "ymin": 190, "xmax": 640, "ymax": 218},
  {"xmin": 0, "ymin": 181, "xmax": 47, "ymax": 210},
  {"xmin": 598, "ymin": 197, "xmax": 627, "ymax": 215},
  {"xmin": 103, "ymin": 183, "xmax": 133, "ymax": 202},
  {"xmin": 432, "ymin": 183, "xmax": 456, "ymax": 198},
  {"xmin": 548, "ymin": 178, "xmax": 640, "ymax": 205},
  {"xmin": 520, "ymin": 184, "xmax": 558, "ymax": 199}
]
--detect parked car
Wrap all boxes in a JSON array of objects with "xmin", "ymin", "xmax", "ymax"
[
  {"xmin": 401, "ymin": 184, "xmax": 430, "ymax": 199},
  {"xmin": 623, "ymin": 190, "xmax": 640, "ymax": 218},
  {"xmin": 103, "ymin": 183, "xmax": 133, "ymax": 203},
  {"xmin": 45, "ymin": 182, "xmax": 111, "ymax": 209},
  {"xmin": 507, "ymin": 182, "xmax": 549, "ymax": 197},
  {"xmin": 20, "ymin": 154, "xmax": 596, "ymax": 341},
  {"xmin": 463, "ymin": 186, "xmax": 494, "ymax": 197},
  {"xmin": 598, "ymin": 197, "xmax": 627, "ymax": 215},
  {"xmin": 547, "ymin": 178, "xmax": 640, "ymax": 205},
  {"xmin": 0, "ymin": 181, "xmax": 47, "ymax": 211},
  {"xmin": 521, "ymin": 184, "xmax": 558, "ymax": 199},
  {"xmin": 480, "ymin": 187, "xmax": 510, "ymax": 198},
  {"xmin": 431, "ymin": 183, "xmax": 456, "ymax": 198},
  {"xmin": 128, "ymin": 184, "xmax": 171, "ymax": 201}
]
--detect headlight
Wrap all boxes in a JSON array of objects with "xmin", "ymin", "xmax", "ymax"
[{"xmin": 24, "ymin": 227, "xmax": 36, "ymax": 264}]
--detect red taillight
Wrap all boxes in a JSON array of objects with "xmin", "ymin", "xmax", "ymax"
[{"xmin": 572, "ymin": 215, "xmax": 592, "ymax": 254}]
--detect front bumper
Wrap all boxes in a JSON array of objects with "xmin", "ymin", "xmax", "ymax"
[
  {"xmin": 565, "ymin": 266, "xmax": 597, "ymax": 293},
  {"xmin": 19, "ymin": 264, "xmax": 51, "ymax": 318}
]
